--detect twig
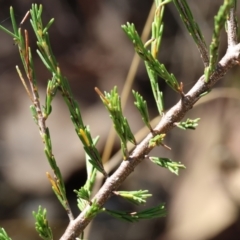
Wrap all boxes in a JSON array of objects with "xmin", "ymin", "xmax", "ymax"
[
  {"xmin": 22, "ymin": 27, "xmax": 75, "ymax": 222},
  {"xmin": 24, "ymin": 30, "xmax": 46, "ymax": 137},
  {"xmin": 227, "ymin": 7, "xmax": 238, "ymax": 46},
  {"xmin": 60, "ymin": 7, "xmax": 240, "ymax": 239}
]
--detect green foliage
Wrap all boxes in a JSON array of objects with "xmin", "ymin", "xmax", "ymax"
[
  {"xmin": 103, "ymin": 203, "xmax": 166, "ymax": 222},
  {"xmin": 149, "ymin": 157, "xmax": 185, "ymax": 175},
  {"xmin": 33, "ymin": 5, "xmax": 107, "ymax": 178},
  {"xmin": 0, "ymin": 9, "xmax": 16, "ymax": 38},
  {"xmin": 133, "ymin": 90, "xmax": 153, "ymax": 131},
  {"xmin": 205, "ymin": 0, "xmax": 236, "ymax": 82},
  {"xmin": 0, "ymin": 228, "xmax": 11, "ymax": 240},
  {"xmin": 146, "ymin": 0, "xmax": 166, "ymax": 115},
  {"xmin": 173, "ymin": 0, "xmax": 208, "ymax": 65},
  {"xmin": 149, "ymin": 134, "xmax": 166, "ymax": 148},
  {"xmin": 75, "ymin": 137, "xmax": 98, "ymax": 210},
  {"xmin": 114, "ymin": 190, "xmax": 152, "ymax": 205},
  {"xmin": 0, "ymin": 4, "xmax": 73, "ymax": 214},
  {"xmin": 96, "ymin": 86, "xmax": 136, "ymax": 159},
  {"xmin": 122, "ymin": 22, "xmax": 179, "ymax": 93},
  {"xmin": 33, "ymin": 206, "xmax": 53, "ymax": 240},
  {"xmin": 79, "ymin": 127, "xmax": 107, "ymax": 177},
  {"xmin": 0, "ymin": 3, "xmax": 107, "ymax": 218},
  {"xmin": 84, "ymin": 200, "xmax": 102, "ymax": 219},
  {"xmin": 176, "ymin": 118, "xmax": 200, "ymax": 130},
  {"xmin": 75, "ymin": 186, "xmax": 91, "ymax": 203}
]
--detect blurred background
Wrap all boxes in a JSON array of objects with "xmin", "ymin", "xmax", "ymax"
[{"xmin": 1, "ymin": 0, "xmax": 240, "ymax": 239}]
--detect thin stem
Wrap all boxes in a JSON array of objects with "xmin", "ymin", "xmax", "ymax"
[
  {"xmin": 20, "ymin": 25, "xmax": 74, "ymax": 222},
  {"xmin": 227, "ymin": 8, "xmax": 238, "ymax": 46}
]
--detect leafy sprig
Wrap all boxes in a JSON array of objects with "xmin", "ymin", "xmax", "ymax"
[
  {"xmin": 0, "ymin": 228, "xmax": 11, "ymax": 240},
  {"xmin": 32, "ymin": 206, "xmax": 53, "ymax": 240},
  {"xmin": 0, "ymin": 4, "xmax": 108, "ymax": 223},
  {"xmin": 149, "ymin": 157, "xmax": 185, "ymax": 175},
  {"xmin": 114, "ymin": 190, "xmax": 152, "ymax": 205},
  {"xmin": 133, "ymin": 90, "xmax": 153, "ymax": 131},
  {"xmin": 0, "ymin": 5, "xmax": 73, "ymax": 216},
  {"xmin": 103, "ymin": 204, "xmax": 166, "ymax": 222},
  {"xmin": 95, "ymin": 87, "xmax": 136, "ymax": 159},
  {"xmin": 205, "ymin": 0, "xmax": 236, "ymax": 82},
  {"xmin": 173, "ymin": 0, "xmax": 208, "ymax": 66},
  {"xmin": 176, "ymin": 118, "xmax": 200, "ymax": 130},
  {"xmin": 75, "ymin": 137, "xmax": 99, "ymax": 211},
  {"xmin": 122, "ymin": 22, "xmax": 179, "ymax": 92}
]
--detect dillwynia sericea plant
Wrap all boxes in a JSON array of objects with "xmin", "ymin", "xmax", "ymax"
[{"xmin": 0, "ymin": 0, "xmax": 239, "ymax": 239}]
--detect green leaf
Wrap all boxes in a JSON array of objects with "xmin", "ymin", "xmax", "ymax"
[
  {"xmin": 30, "ymin": 105, "xmax": 38, "ymax": 124},
  {"xmin": 205, "ymin": 0, "xmax": 235, "ymax": 82},
  {"xmin": 133, "ymin": 90, "xmax": 152, "ymax": 131},
  {"xmin": 145, "ymin": 65, "xmax": 164, "ymax": 115},
  {"xmin": 149, "ymin": 157, "xmax": 185, "ymax": 175},
  {"xmin": 10, "ymin": 6, "xmax": 18, "ymax": 36},
  {"xmin": 122, "ymin": 23, "xmax": 179, "ymax": 92},
  {"xmin": 74, "ymin": 187, "xmax": 90, "ymax": 201},
  {"xmin": 84, "ymin": 200, "xmax": 102, "ymax": 219},
  {"xmin": 0, "ymin": 228, "xmax": 12, "ymax": 240},
  {"xmin": 78, "ymin": 127, "xmax": 107, "ymax": 177},
  {"xmin": 103, "ymin": 203, "xmax": 166, "ymax": 222},
  {"xmin": 115, "ymin": 190, "xmax": 152, "ymax": 205},
  {"xmin": 148, "ymin": 134, "xmax": 166, "ymax": 148},
  {"xmin": 36, "ymin": 49, "xmax": 55, "ymax": 72},
  {"xmin": 32, "ymin": 206, "xmax": 53, "ymax": 240},
  {"xmin": 176, "ymin": 118, "xmax": 200, "ymax": 130},
  {"xmin": 97, "ymin": 86, "xmax": 136, "ymax": 159},
  {"xmin": 144, "ymin": 1, "xmax": 166, "ymax": 115},
  {"xmin": 0, "ymin": 25, "xmax": 17, "ymax": 39},
  {"xmin": 43, "ymin": 18, "xmax": 55, "ymax": 35},
  {"xmin": 173, "ymin": 0, "xmax": 208, "ymax": 66},
  {"xmin": 77, "ymin": 198, "xmax": 89, "ymax": 212}
]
